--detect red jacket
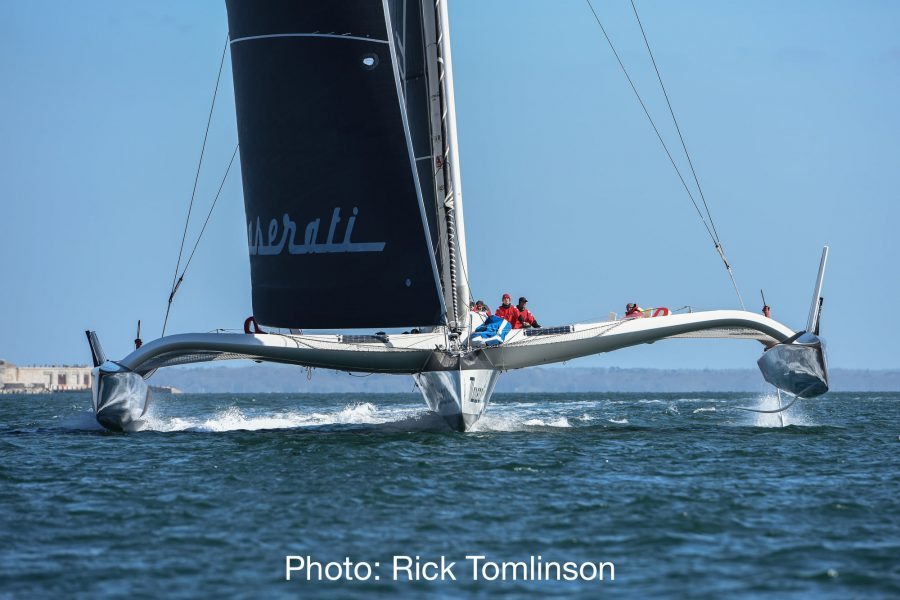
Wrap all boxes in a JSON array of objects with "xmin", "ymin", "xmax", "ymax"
[
  {"xmin": 494, "ymin": 305, "xmax": 519, "ymax": 326},
  {"xmin": 516, "ymin": 307, "xmax": 538, "ymax": 329}
]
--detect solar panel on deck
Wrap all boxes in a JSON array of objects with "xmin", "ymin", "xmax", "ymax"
[
  {"xmin": 523, "ymin": 326, "xmax": 574, "ymax": 337},
  {"xmin": 341, "ymin": 335, "xmax": 389, "ymax": 344}
]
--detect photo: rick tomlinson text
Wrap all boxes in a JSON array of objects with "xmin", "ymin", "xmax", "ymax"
[{"xmin": 285, "ymin": 555, "xmax": 616, "ymax": 583}]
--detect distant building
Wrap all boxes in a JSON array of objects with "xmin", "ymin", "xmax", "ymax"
[
  {"xmin": 149, "ymin": 385, "xmax": 182, "ymax": 395},
  {"xmin": 0, "ymin": 359, "xmax": 93, "ymax": 393}
]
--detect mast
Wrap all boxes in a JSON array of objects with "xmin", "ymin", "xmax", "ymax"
[{"xmin": 430, "ymin": 0, "xmax": 470, "ymax": 331}]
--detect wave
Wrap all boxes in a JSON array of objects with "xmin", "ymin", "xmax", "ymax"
[
  {"xmin": 470, "ymin": 413, "xmax": 573, "ymax": 432},
  {"xmin": 56, "ymin": 411, "xmax": 106, "ymax": 431},
  {"xmin": 143, "ymin": 402, "xmax": 430, "ymax": 433},
  {"xmin": 53, "ymin": 391, "xmax": 821, "ymax": 435}
]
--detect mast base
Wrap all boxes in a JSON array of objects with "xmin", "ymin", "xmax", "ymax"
[{"xmin": 414, "ymin": 368, "xmax": 500, "ymax": 431}]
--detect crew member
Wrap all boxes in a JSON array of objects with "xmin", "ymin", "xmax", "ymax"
[
  {"xmin": 474, "ymin": 300, "xmax": 492, "ymax": 317},
  {"xmin": 515, "ymin": 297, "xmax": 541, "ymax": 329},
  {"xmin": 495, "ymin": 293, "xmax": 520, "ymax": 325},
  {"xmin": 625, "ymin": 303, "xmax": 645, "ymax": 318}
]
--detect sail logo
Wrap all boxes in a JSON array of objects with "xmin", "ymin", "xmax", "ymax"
[{"xmin": 248, "ymin": 208, "xmax": 386, "ymax": 256}]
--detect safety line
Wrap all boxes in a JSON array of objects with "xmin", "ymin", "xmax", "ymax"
[{"xmin": 163, "ymin": 35, "xmax": 229, "ymax": 337}]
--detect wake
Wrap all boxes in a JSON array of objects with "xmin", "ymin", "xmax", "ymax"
[
  {"xmin": 143, "ymin": 402, "xmax": 441, "ymax": 433},
  {"xmin": 54, "ymin": 393, "xmax": 817, "ymax": 434}
]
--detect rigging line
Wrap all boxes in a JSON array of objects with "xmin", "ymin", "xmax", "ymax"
[
  {"xmin": 583, "ymin": 0, "xmax": 716, "ymax": 245},
  {"xmin": 161, "ymin": 142, "xmax": 236, "ymax": 340},
  {"xmin": 586, "ymin": 0, "xmax": 745, "ymax": 310},
  {"xmin": 629, "ymin": 0, "xmax": 723, "ymax": 246},
  {"xmin": 178, "ymin": 144, "xmax": 239, "ymax": 280},
  {"xmin": 726, "ymin": 265, "xmax": 745, "ymax": 310},
  {"xmin": 630, "ymin": 0, "xmax": 745, "ymax": 311},
  {"xmin": 163, "ymin": 34, "xmax": 229, "ymax": 337}
]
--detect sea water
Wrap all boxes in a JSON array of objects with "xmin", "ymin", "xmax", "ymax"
[{"xmin": 1, "ymin": 392, "xmax": 897, "ymax": 598}]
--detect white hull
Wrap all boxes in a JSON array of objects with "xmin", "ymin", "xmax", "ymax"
[
  {"xmin": 87, "ymin": 309, "xmax": 813, "ymax": 432},
  {"xmin": 111, "ymin": 310, "xmax": 793, "ymax": 376},
  {"xmin": 414, "ymin": 368, "xmax": 500, "ymax": 431}
]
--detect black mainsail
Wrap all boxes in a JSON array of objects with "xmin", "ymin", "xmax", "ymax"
[{"xmin": 225, "ymin": 0, "xmax": 469, "ymax": 330}]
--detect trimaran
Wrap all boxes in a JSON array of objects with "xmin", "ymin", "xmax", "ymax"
[{"xmin": 86, "ymin": 1, "xmax": 830, "ymax": 432}]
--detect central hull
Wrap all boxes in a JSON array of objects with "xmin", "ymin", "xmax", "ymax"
[{"xmin": 414, "ymin": 368, "xmax": 500, "ymax": 431}]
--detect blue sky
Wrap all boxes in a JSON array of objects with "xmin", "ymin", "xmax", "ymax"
[{"xmin": 1, "ymin": 1, "xmax": 898, "ymax": 370}]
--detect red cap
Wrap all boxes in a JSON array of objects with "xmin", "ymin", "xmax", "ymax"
[{"xmin": 502, "ymin": 293, "xmax": 511, "ymax": 300}]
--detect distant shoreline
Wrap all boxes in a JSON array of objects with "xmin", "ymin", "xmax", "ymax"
[{"xmin": 144, "ymin": 365, "xmax": 900, "ymax": 394}]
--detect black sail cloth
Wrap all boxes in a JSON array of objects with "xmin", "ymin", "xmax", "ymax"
[{"xmin": 226, "ymin": 0, "xmax": 445, "ymax": 329}]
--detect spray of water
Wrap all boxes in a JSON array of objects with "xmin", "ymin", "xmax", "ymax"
[
  {"xmin": 744, "ymin": 391, "xmax": 814, "ymax": 428},
  {"xmin": 470, "ymin": 412, "xmax": 573, "ymax": 432},
  {"xmin": 140, "ymin": 402, "xmax": 430, "ymax": 433},
  {"xmin": 62, "ymin": 391, "xmax": 818, "ymax": 434}
]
